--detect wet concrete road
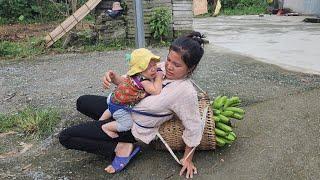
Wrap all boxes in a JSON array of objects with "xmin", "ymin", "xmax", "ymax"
[{"xmin": 194, "ymin": 15, "xmax": 320, "ymax": 75}]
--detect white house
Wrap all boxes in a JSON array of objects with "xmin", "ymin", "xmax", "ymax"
[{"xmin": 284, "ymin": 0, "xmax": 320, "ymax": 16}]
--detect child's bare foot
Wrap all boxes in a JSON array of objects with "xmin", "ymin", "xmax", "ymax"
[
  {"xmin": 105, "ymin": 131, "xmax": 119, "ymax": 138},
  {"xmin": 104, "ymin": 165, "xmax": 116, "ymax": 173}
]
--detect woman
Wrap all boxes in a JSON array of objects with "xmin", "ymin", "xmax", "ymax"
[{"xmin": 59, "ymin": 31, "xmax": 205, "ymax": 178}]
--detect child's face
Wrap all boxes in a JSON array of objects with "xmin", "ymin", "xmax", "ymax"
[{"xmin": 141, "ymin": 59, "xmax": 157, "ymax": 79}]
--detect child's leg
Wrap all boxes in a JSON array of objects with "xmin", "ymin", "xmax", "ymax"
[
  {"xmin": 112, "ymin": 109, "xmax": 133, "ymax": 132},
  {"xmin": 101, "ymin": 121, "xmax": 119, "ymax": 138},
  {"xmin": 99, "ymin": 109, "xmax": 111, "ymax": 121}
]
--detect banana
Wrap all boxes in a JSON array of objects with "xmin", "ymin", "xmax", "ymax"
[
  {"xmin": 230, "ymin": 131, "xmax": 237, "ymax": 139},
  {"xmin": 230, "ymin": 102, "xmax": 240, "ymax": 107},
  {"xmin": 221, "ymin": 110, "xmax": 234, "ymax": 117},
  {"xmin": 214, "ymin": 128, "xmax": 228, "ymax": 137},
  {"xmin": 216, "ymin": 136, "xmax": 226, "ymax": 146},
  {"xmin": 217, "ymin": 135, "xmax": 232, "ymax": 144},
  {"xmin": 225, "ymin": 133, "xmax": 236, "ymax": 141},
  {"xmin": 228, "ymin": 96, "xmax": 241, "ymax": 107},
  {"xmin": 223, "ymin": 98, "xmax": 233, "ymax": 108},
  {"xmin": 217, "ymin": 141, "xmax": 225, "ymax": 147},
  {"xmin": 213, "ymin": 95, "xmax": 222, "ymax": 109},
  {"xmin": 224, "ymin": 107, "xmax": 245, "ymax": 114},
  {"xmin": 232, "ymin": 113, "xmax": 243, "ymax": 120},
  {"xmin": 216, "ymin": 122, "xmax": 232, "ymax": 132},
  {"xmin": 219, "ymin": 96, "xmax": 228, "ymax": 107},
  {"xmin": 215, "ymin": 96, "xmax": 227, "ymax": 109},
  {"xmin": 218, "ymin": 114, "xmax": 230, "ymax": 123},
  {"xmin": 213, "ymin": 116, "xmax": 220, "ymax": 122},
  {"xmin": 213, "ymin": 109, "xmax": 221, "ymax": 115}
]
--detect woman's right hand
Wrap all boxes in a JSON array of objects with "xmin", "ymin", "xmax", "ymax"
[{"xmin": 102, "ymin": 70, "xmax": 115, "ymax": 89}]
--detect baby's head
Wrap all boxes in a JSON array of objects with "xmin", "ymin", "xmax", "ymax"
[{"xmin": 127, "ymin": 48, "xmax": 160, "ymax": 79}]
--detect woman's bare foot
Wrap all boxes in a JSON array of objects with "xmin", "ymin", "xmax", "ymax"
[
  {"xmin": 105, "ymin": 130, "xmax": 119, "ymax": 138},
  {"xmin": 104, "ymin": 143, "xmax": 134, "ymax": 174},
  {"xmin": 105, "ymin": 165, "xmax": 116, "ymax": 173}
]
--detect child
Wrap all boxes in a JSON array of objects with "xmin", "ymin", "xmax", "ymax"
[{"xmin": 99, "ymin": 48, "xmax": 163, "ymax": 138}]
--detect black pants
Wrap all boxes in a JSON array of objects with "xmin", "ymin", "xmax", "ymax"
[{"xmin": 59, "ymin": 95, "xmax": 136, "ymax": 157}]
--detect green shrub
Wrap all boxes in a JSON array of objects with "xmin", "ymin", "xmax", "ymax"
[
  {"xmin": 149, "ymin": 7, "xmax": 172, "ymax": 42},
  {"xmin": 221, "ymin": 0, "xmax": 267, "ymax": 15},
  {"xmin": 221, "ymin": 0, "xmax": 266, "ymax": 9},
  {"xmin": 236, "ymin": 0, "xmax": 266, "ymax": 8},
  {"xmin": 0, "ymin": 0, "xmax": 67, "ymax": 23}
]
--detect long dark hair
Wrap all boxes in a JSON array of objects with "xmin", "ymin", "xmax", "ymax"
[{"xmin": 169, "ymin": 31, "xmax": 205, "ymax": 74}]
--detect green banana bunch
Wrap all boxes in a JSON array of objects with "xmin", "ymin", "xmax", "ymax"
[
  {"xmin": 211, "ymin": 95, "xmax": 245, "ymax": 147},
  {"xmin": 215, "ymin": 127, "xmax": 237, "ymax": 147}
]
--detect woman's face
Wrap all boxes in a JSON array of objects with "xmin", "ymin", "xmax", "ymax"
[{"xmin": 165, "ymin": 50, "xmax": 189, "ymax": 80}]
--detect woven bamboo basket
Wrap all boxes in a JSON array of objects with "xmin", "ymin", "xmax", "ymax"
[{"xmin": 152, "ymin": 93, "xmax": 216, "ymax": 150}]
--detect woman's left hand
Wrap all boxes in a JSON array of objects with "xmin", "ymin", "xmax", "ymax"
[{"xmin": 179, "ymin": 158, "xmax": 197, "ymax": 179}]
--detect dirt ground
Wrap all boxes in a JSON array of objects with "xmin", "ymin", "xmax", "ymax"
[
  {"xmin": 0, "ymin": 23, "xmax": 56, "ymax": 41},
  {"xmin": 1, "ymin": 16, "xmax": 320, "ymax": 179},
  {"xmin": 1, "ymin": 44, "xmax": 319, "ymax": 179},
  {"xmin": 0, "ymin": 22, "xmax": 92, "ymax": 42}
]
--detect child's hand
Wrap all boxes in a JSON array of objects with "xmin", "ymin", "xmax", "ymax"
[
  {"xmin": 102, "ymin": 70, "xmax": 115, "ymax": 89},
  {"xmin": 156, "ymin": 69, "xmax": 164, "ymax": 79}
]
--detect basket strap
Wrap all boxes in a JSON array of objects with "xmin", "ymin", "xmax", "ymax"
[
  {"xmin": 156, "ymin": 105, "xmax": 209, "ymax": 165},
  {"xmin": 156, "ymin": 132, "xmax": 182, "ymax": 165},
  {"xmin": 190, "ymin": 79, "xmax": 207, "ymax": 95}
]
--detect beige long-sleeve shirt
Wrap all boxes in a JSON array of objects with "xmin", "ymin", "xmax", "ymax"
[{"xmin": 131, "ymin": 78, "xmax": 203, "ymax": 147}]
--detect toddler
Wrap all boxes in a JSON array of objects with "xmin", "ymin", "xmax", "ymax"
[{"xmin": 99, "ymin": 48, "xmax": 163, "ymax": 138}]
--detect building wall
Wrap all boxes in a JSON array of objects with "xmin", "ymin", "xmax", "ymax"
[
  {"xmin": 172, "ymin": 0, "xmax": 193, "ymax": 32},
  {"xmin": 126, "ymin": 0, "xmax": 173, "ymax": 39},
  {"xmin": 95, "ymin": 0, "xmax": 194, "ymax": 43},
  {"xmin": 284, "ymin": 0, "xmax": 320, "ymax": 15}
]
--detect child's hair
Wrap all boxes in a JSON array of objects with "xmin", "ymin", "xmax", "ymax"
[{"xmin": 169, "ymin": 31, "xmax": 205, "ymax": 74}]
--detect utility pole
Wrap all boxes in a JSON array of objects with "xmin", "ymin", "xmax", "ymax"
[{"xmin": 134, "ymin": 0, "xmax": 145, "ymax": 48}]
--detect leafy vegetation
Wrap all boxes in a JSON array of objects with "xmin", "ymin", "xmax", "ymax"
[
  {"xmin": 149, "ymin": 7, "xmax": 172, "ymax": 42},
  {"xmin": 222, "ymin": 5, "xmax": 266, "ymax": 15},
  {"xmin": 221, "ymin": 0, "xmax": 267, "ymax": 15},
  {"xmin": 0, "ymin": 0, "xmax": 66, "ymax": 24},
  {"xmin": 206, "ymin": 0, "xmax": 267, "ymax": 16},
  {"xmin": 0, "ymin": 107, "xmax": 61, "ymax": 139},
  {"xmin": 0, "ymin": 0, "xmax": 93, "ymax": 24}
]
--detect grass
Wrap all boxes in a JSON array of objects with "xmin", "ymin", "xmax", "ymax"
[
  {"xmin": 0, "ymin": 38, "xmax": 46, "ymax": 59},
  {"xmin": 222, "ymin": 6, "xmax": 267, "ymax": 15},
  {"xmin": 193, "ymin": 3, "xmax": 267, "ymax": 17},
  {"xmin": 0, "ymin": 107, "xmax": 61, "ymax": 139}
]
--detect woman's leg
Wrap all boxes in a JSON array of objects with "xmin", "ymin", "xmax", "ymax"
[
  {"xmin": 76, "ymin": 95, "xmax": 108, "ymax": 120},
  {"xmin": 59, "ymin": 120, "xmax": 136, "ymax": 157}
]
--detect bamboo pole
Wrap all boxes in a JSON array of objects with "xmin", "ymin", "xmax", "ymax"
[{"xmin": 45, "ymin": 0, "xmax": 102, "ymax": 48}]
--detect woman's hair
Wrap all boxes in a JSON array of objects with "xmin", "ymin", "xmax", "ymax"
[{"xmin": 169, "ymin": 31, "xmax": 205, "ymax": 74}]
